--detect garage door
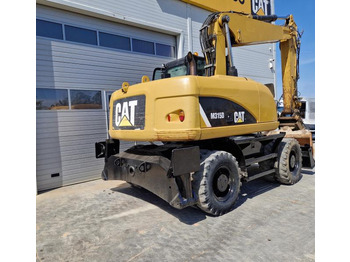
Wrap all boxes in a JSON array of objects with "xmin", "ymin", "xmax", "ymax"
[{"xmin": 36, "ymin": 5, "xmax": 177, "ymax": 191}]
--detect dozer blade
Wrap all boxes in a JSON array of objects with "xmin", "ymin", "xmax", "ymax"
[{"xmin": 278, "ymin": 116, "xmax": 305, "ymax": 130}]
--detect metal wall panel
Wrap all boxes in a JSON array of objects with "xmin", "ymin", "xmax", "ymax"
[
  {"xmin": 36, "ymin": 110, "xmax": 107, "ymax": 190},
  {"xmin": 39, "ymin": 0, "xmax": 189, "ymax": 40},
  {"xmin": 38, "ymin": 0, "xmax": 275, "ymax": 85},
  {"xmin": 233, "ymin": 44, "xmax": 276, "ymax": 85}
]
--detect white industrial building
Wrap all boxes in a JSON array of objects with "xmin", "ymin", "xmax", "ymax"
[{"xmin": 36, "ymin": 0, "xmax": 276, "ymax": 191}]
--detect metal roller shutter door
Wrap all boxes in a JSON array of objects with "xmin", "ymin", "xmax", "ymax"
[{"xmin": 36, "ymin": 5, "xmax": 176, "ymax": 191}]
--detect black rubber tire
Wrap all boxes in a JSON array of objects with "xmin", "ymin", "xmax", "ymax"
[
  {"xmin": 259, "ymin": 141, "xmax": 277, "ymax": 182},
  {"xmin": 193, "ymin": 150, "xmax": 241, "ymax": 216},
  {"xmin": 275, "ymin": 138, "xmax": 302, "ymax": 185}
]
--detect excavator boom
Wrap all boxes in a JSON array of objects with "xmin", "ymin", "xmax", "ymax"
[{"xmin": 200, "ymin": 12, "xmax": 302, "ymax": 125}]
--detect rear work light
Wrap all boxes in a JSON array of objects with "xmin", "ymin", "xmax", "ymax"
[
  {"xmin": 179, "ymin": 111, "xmax": 185, "ymax": 122},
  {"xmin": 167, "ymin": 110, "xmax": 185, "ymax": 122}
]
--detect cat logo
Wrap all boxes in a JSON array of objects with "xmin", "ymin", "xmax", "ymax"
[
  {"xmin": 180, "ymin": 0, "xmax": 271, "ymax": 16},
  {"xmin": 251, "ymin": 0, "xmax": 271, "ymax": 16},
  {"xmin": 115, "ymin": 100, "xmax": 138, "ymax": 127},
  {"xmin": 234, "ymin": 111, "xmax": 245, "ymax": 123}
]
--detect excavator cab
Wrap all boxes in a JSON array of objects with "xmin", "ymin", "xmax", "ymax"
[{"xmin": 152, "ymin": 52, "xmax": 206, "ymax": 80}]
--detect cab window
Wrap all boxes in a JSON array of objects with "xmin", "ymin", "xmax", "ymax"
[
  {"xmin": 196, "ymin": 58, "xmax": 206, "ymax": 76},
  {"xmin": 152, "ymin": 56, "xmax": 206, "ymax": 80},
  {"xmin": 167, "ymin": 65, "xmax": 187, "ymax": 77}
]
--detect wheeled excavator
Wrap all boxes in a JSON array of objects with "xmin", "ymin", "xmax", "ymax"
[{"xmin": 95, "ymin": 11, "xmax": 314, "ymax": 216}]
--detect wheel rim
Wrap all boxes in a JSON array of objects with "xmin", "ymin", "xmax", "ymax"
[
  {"xmin": 212, "ymin": 166, "xmax": 235, "ymax": 201},
  {"xmin": 289, "ymin": 153, "xmax": 296, "ymax": 171},
  {"xmin": 289, "ymin": 149, "xmax": 299, "ymax": 174},
  {"xmin": 217, "ymin": 174, "xmax": 229, "ymax": 192}
]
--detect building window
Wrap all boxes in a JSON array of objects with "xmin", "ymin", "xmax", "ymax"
[
  {"xmin": 64, "ymin": 25, "xmax": 97, "ymax": 45},
  {"xmin": 156, "ymin": 43, "xmax": 175, "ymax": 57},
  {"xmin": 36, "ymin": 19, "xmax": 176, "ymax": 58},
  {"xmin": 36, "ymin": 19, "xmax": 63, "ymax": 40},
  {"xmin": 132, "ymin": 39, "xmax": 155, "ymax": 55},
  {"xmin": 70, "ymin": 90, "xmax": 102, "ymax": 109},
  {"xmin": 36, "ymin": 88, "xmax": 69, "ymax": 110},
  {"xmin": 99, "ymin": 32, "xmax": 131, "ymax": 51}
]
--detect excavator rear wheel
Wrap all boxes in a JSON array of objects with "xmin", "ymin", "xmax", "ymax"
[
  {"xmin": 275, "ymin": 138, "xmax": 302, "ymax": 185},
  {"xmin": 193, "ymin": 150, "xmax": 241, "ymax": 216}
]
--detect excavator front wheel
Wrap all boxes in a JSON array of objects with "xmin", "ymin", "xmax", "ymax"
[{"xmin": 275, "ymin": 138, "xmax": 302, "ymax": 185}]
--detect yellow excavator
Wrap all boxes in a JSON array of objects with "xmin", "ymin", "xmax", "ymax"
[{"xmin": 96, "ymin": 11, "xmax": 314, "ymax": 216}]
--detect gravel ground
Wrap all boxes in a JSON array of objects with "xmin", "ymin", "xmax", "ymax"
[{"xmin": 36, "ymin": 167, "xmax": 315, "ymax": 262}]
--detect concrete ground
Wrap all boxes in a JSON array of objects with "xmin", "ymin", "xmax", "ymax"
[{"xmin": 36, "ymin": 168, "xmax": 315, "ymax": 262}]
